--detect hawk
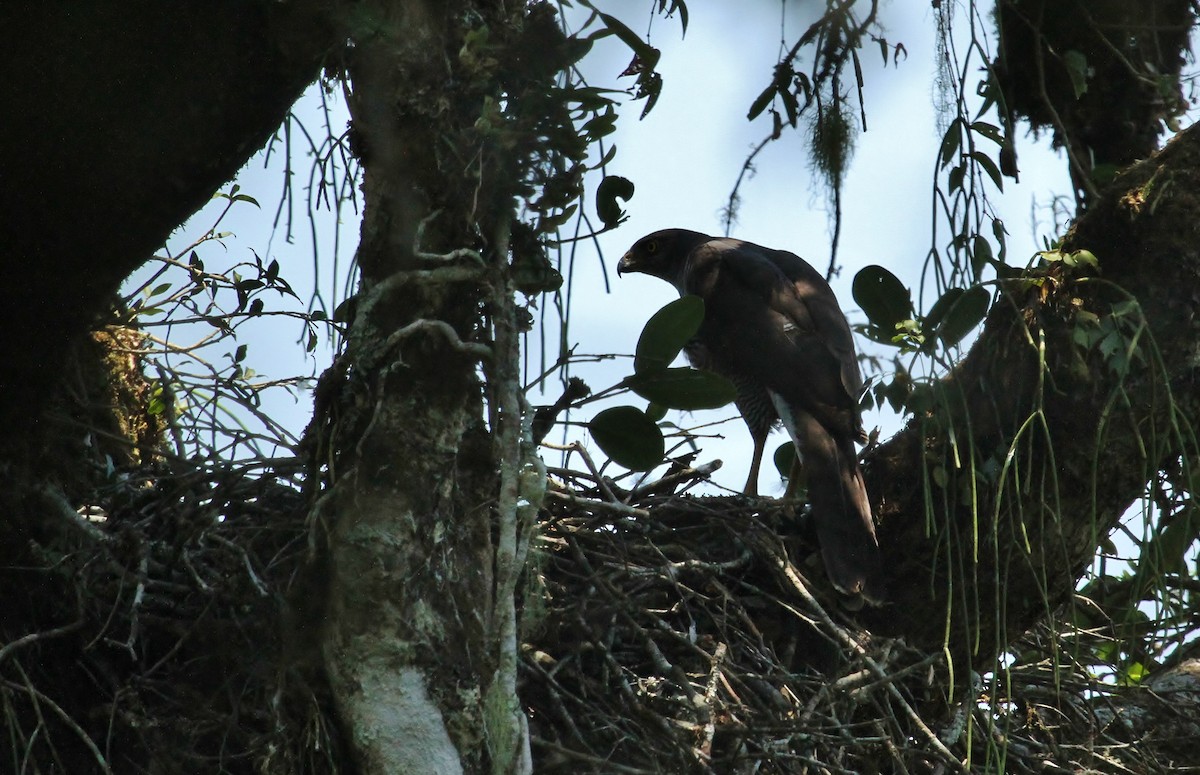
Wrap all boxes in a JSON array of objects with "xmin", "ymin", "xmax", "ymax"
[{"xmin": 618, "ymin": 228, "xmax": 881, "ymax": 598}]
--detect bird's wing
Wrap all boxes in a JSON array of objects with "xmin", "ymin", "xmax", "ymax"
[
  {"xmin": 759, "ymin": 244, "xmax": 864, "ymax": 402},
  {"xmin": 686, "ymin": 239, "xmax": 862, "ymax": 436}
]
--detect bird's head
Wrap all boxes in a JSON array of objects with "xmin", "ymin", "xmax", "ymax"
[{"xmin": 617, "ymin": 228, "xmax": 713, "ymax": 294}]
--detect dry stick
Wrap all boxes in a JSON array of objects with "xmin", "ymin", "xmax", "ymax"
[
  {"xmin": 746, "ymin": 530, "xmax": 968, "ymax": 773},
  {"xmin": 7, "ymin": 666, "xmax": 113, "ymax": 775},
  {"xmin": 0, "ymin": 619, "xmax": 85, "ymax": 668},
  {"xmin": 563, "ymin": 441, "xmax": 624, "ymax": 504},
  {"xmin": 543, "ymin": 487, "xmax": 649, "ymax": 519},
  {"xmin": 624, "ymin": 459, "xmax": 723, "ymax": 499},
  {"xmin": 207, "ymin": 532, "xmax": 269, "ymax": 596},
  {"xmin": 39, "ymin": 485, "xmax": 112, "ymax": 545},
  {"xmin": 529, "ymin": 738, "xmax": 661, "ymax": 775},
  {"xmin": 698, "ymin": 641, "xmax": 728, "ymax": 761},
  {"xmin": 520, "ymin": 656, "xmax": 594, "ymax": 754}
]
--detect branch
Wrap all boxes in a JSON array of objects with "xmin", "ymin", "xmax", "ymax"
[
  {"xmin": 860, "ymin": 123, "xmax": 1200, "ymax": 665},
  {"xmin": 383, "ymin": 319, "xmax": 493, "ymax": 362}
]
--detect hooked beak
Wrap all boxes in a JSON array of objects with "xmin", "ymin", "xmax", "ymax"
[{"xmin": 616, "ymin": 251, "xmax": 637, "ymax": 276}]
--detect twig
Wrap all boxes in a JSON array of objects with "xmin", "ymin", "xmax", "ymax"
[
  {"xmin": 548, "ymin": 441, "xmax": 622, "ymax": 504},
  {"xmin": 530, "ymin": 738, "xmax": 662, "ymax": 774},
  {"xmin": 0, "ymin": 619, "xmax": 86, "ymax": 667},
  {"xmin": 698, "ymin": 641, "xmax": 727, "ymax": 760},
  {"xmin": 38, "ymin": 486, "xmax": 111, "ymax": 545},
  {"xmin": 624, "ymin": 459, "xmax": 723, "ymax": 499},
  {"xmin": 7, "ymin": 666, "xmax": 114, "ymax": 775},
  {"xmin": 543, "ymin": 487, "xmax": 649, "ymax": 519},
  {"xmin": 207, "ymin": 532, "xmax": 270, "ymax": 597}
]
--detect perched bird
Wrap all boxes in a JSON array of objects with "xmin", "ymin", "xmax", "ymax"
[{"xmin": 617, "ymin": 228, "xmax": 881, "ymax": 598}]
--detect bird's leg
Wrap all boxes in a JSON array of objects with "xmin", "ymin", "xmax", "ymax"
[
  {"xmin": 743, "ymin": 432, "xmax": 767, "ymax": 496},
  {"xmin": 783, "ymin": 454, "xmax": 806, "ymax": 501}
]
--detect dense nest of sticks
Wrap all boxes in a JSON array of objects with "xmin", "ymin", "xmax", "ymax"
[
  {"xmin": 520, "ymin": 465, "xmax": 1199, "ymax": 774},
  {"xmin": 3, "ymin": 449, "xmax": 1197, "ymax": 773},
  {"xmin": 0, "ymin": 454, "xmax": 349, "ymax": 775}
]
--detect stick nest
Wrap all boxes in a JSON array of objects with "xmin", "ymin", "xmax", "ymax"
[
  {"xmin": 2, "ymin": 456, "xmax": 1193, "ymax": 773},
  {"xmin": 520, "ymin": 467, "xmax": 1194, "ymax": 774}
]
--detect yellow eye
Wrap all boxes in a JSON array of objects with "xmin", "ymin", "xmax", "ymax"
[{"xmin": 645, "ymin": 239, "xmax": 658, "ymax": 254}]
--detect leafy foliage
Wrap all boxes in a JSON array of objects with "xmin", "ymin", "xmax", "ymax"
[{"xmin": 584, "ymin": 296, "xmax": 735, "ymax": 473}]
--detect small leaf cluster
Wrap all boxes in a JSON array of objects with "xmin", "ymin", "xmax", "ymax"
[
  {"xmin": 121, "ymin": 186, "xmax": 334, "ymax": 459},
  {"xmin": 852, "ymin": 264, "xmax": 991, "ymax": 354},
  {"xmin": 1071, "ymin": 297, "xmax": 1145, "ymax": 380},
  {"xmin": 480, "ymin": 2, "xmax": 678, "ymax": 242},
  {"xmin": 588, "ymin": 296, "xmax": 735, "ymax": 471},
  {"xmin": 938, "ymin": 117, "xmax": 1012, "ymax": 194}
]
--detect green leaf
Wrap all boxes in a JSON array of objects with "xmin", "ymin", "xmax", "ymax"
[
  {"xmin": 937, "ymin": 285, "xmax": 990, "ymax": 346},
  {"xmin": 657, "ymin": 0, "xmax": 688, "ymax": 34},
  {"xmin": 588, "ymin": 405, "xmax": 664, "ymax": 471},
  {"xmin": 780, "ymin": 86, "xmax": 798, "ymax": 127},
  {"xmin": 1119, "ymin": 662, "xmax": 1147, "ymax": 686},
  {"xmin": 634, "ymin": 295, "xmax": 703, "ymax": 373},
  {"xmin": 1067, "ymin": 249, "xmax": 1099, "ymax": 272},
  {"xmin": 773, "ymin": 441, "xmax": 796, "ymax": 480},
  {"xmin": 970, "ymin": 121, "xmax": 1004, "ymax": 146},
  {"xmin": 583, "ymin": 108, "xmax": 618, "ymax": 139},
  {"xmin": 623, "ymin": 367, "xmax": 736, "ymax": 410},
  {"xmin": 971, "ymin": 235, "xmax": 994, "ymax": 276},
  {"xmin": 939, "ymin": 118, "xmax": 962, "ymax": 168},
  {"xmin": 948, "ymin": 164, "xmax": 965, "ymax": 193},
  {"xmin": 1144, "ymin": 509, "xmax": 1198, "ymax": 577},
  {"xmin": 596, "ymin": 175, "xmax": 635, "ymax": 227},
  {"xmin": 636, "ymin": 70, "xmax": 663, "ymax": 119},
  {"xmin": 674, "ymin": 0, "xmax": 689, "ymax": 34},
  {"xmin": 1063, "ymin": 50, "xmax": 1088, "ymax": 99},
  {"xmin": 747, "ymin": 83, "xmax": 776, "ymax": 121},
  {"xmin": 924, "ymin": 288, "xmax": 964, "ymax": 332},
  {"xmin": 853, "ymin": 265, "xmax": 912, "ymax": 330},
  {"xmin": 594, "ymin": 10, "xmax": 660, "ymax": 70},
  {"xmin": 970, "ymin": 150, "xmax": 1004, "ymax": 190},
  {"xmin": 332, "ymin": 297, "xmax": 357, "ymax": 324},
  {"xmin": 147, "ymin": 386, "xmax": 168, "ymax": 416},
  {"xmin": 992, "ymin": 217, "xmax": 1008, "ymax": 263}
]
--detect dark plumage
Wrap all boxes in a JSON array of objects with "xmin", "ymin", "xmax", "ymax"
[{"xmin": 617, "ymin": 228, "xmax": 881, "ymax": 598}]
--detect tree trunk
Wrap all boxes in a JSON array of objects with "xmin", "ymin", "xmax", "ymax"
[{"xmin": 312, "ymin": 2, "xmax": 533, "ymax": 772}]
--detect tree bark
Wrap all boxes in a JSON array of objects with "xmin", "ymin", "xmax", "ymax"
[
  {"xmin": 861, "ymin": 124, "xmax": 1200, "ymax": 668},
  {"xmin": 313, "ymin": 2, "xmax": 533, "ymax": 772}
]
